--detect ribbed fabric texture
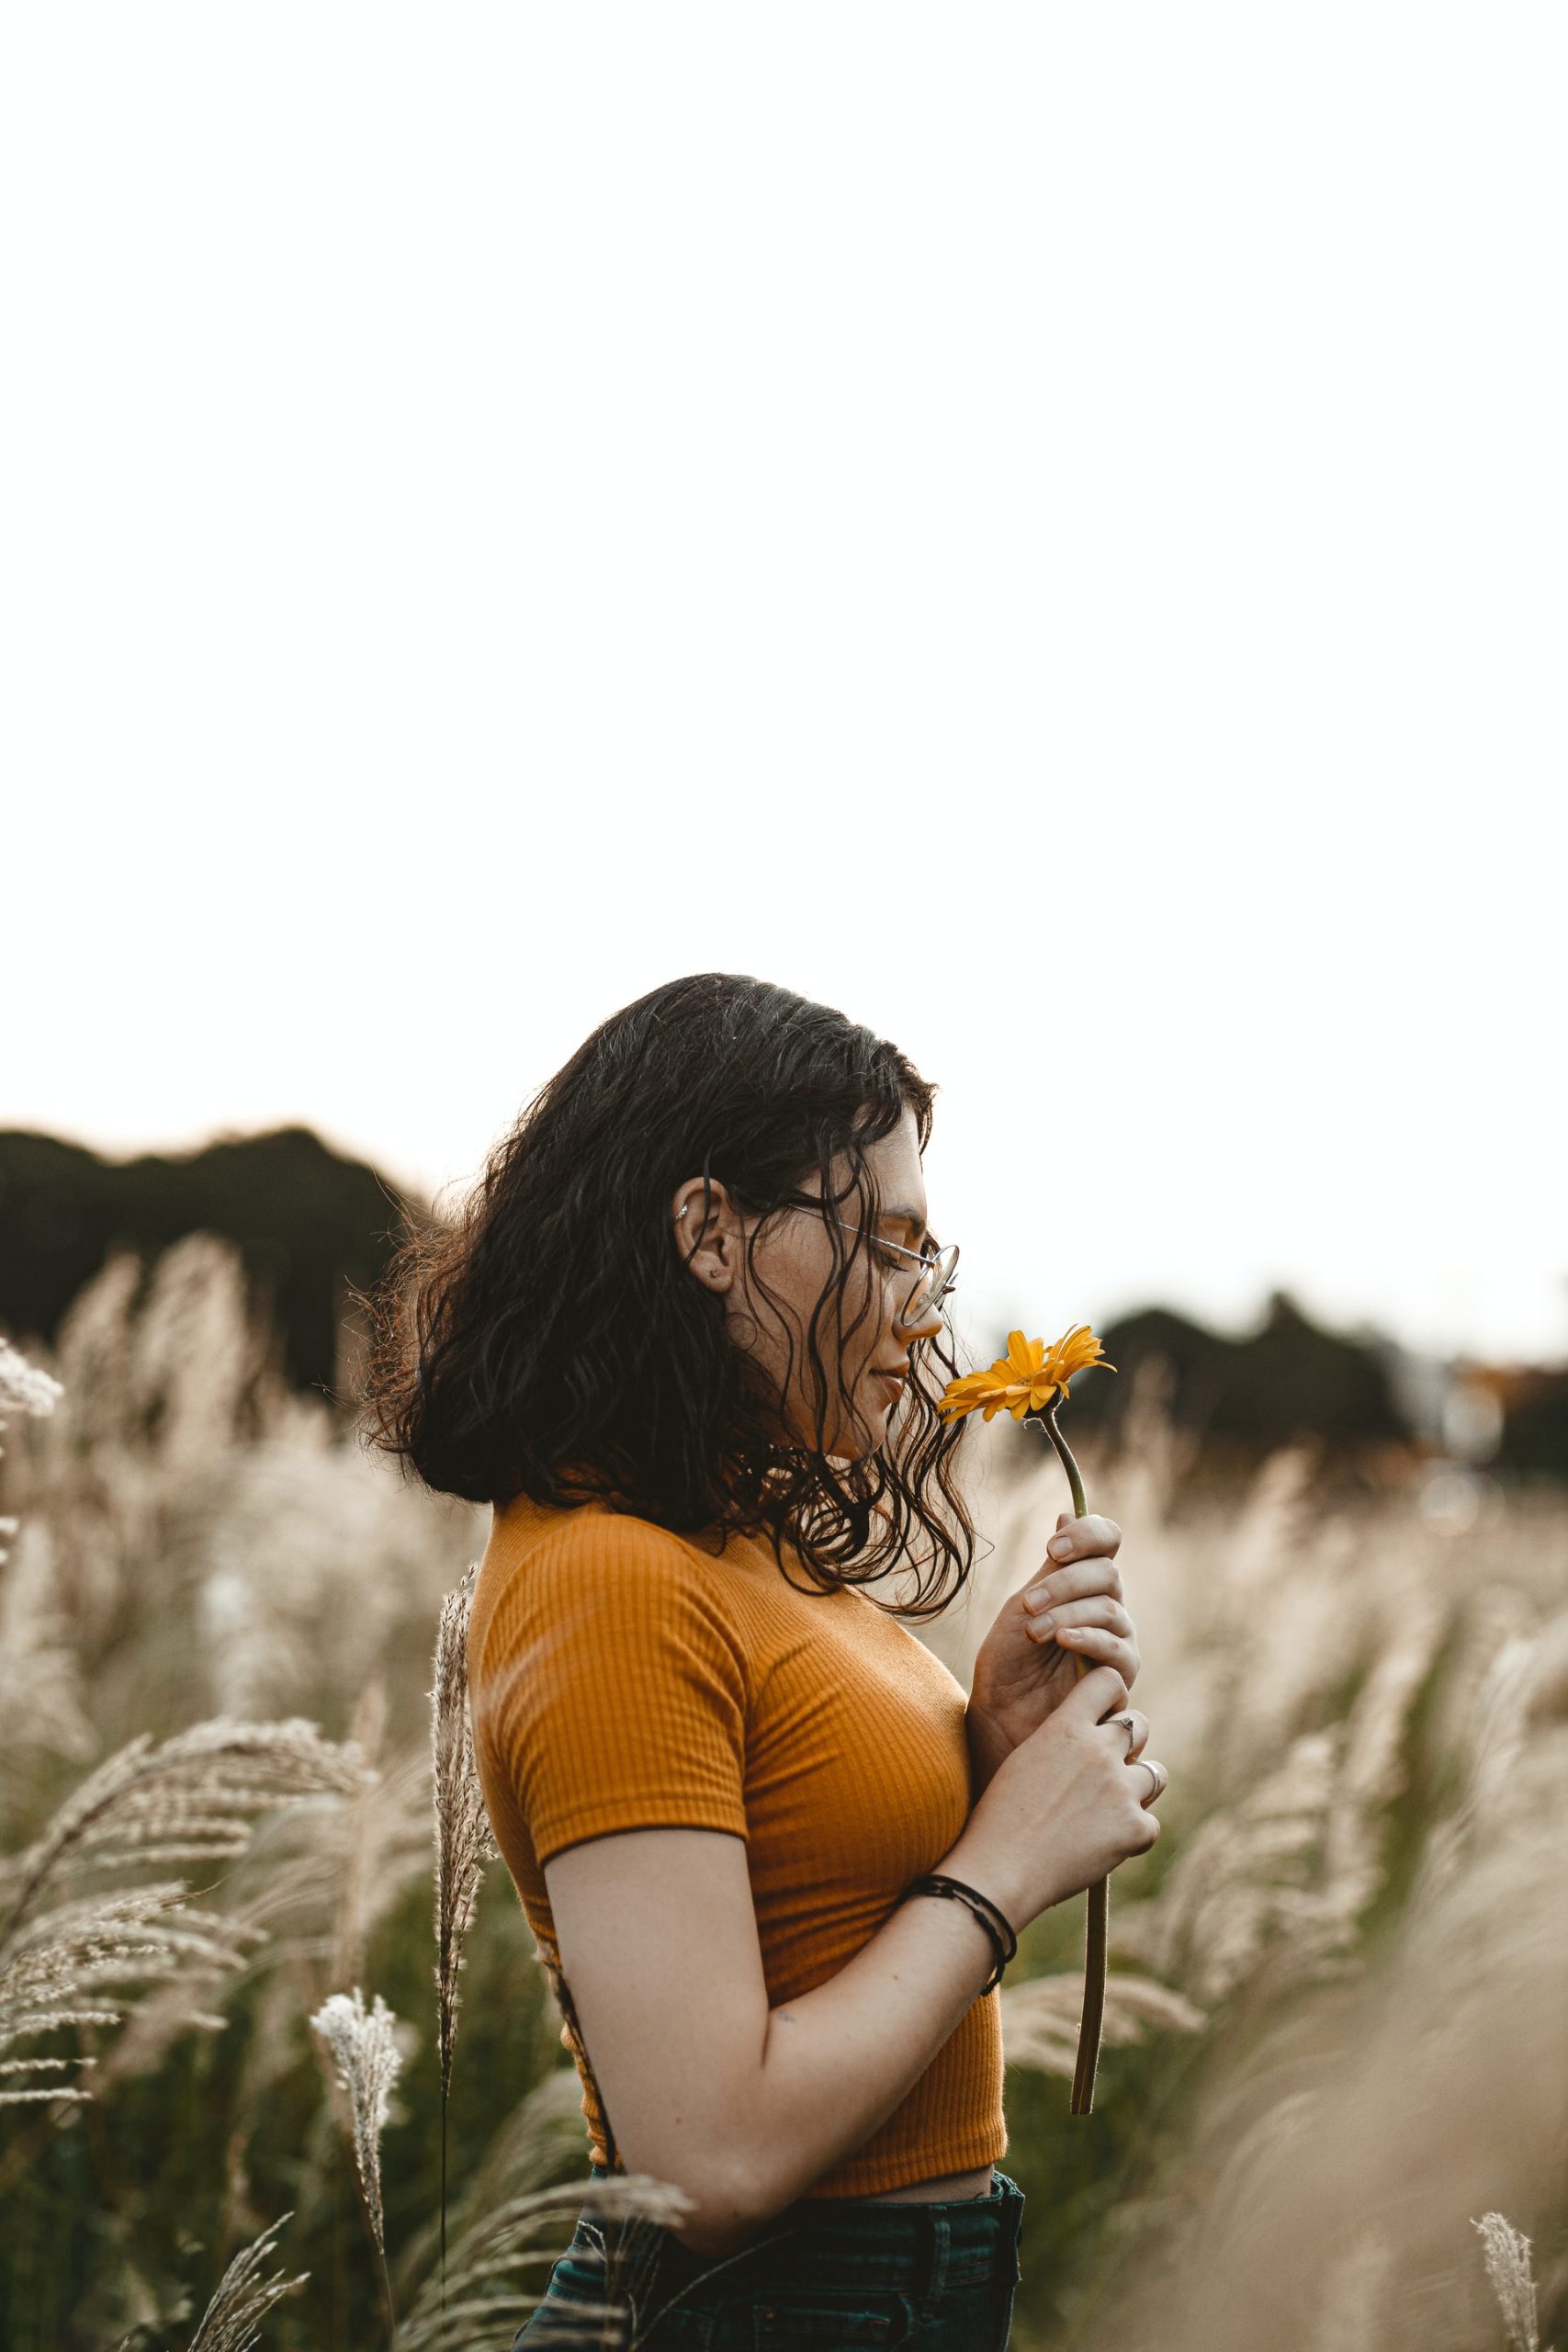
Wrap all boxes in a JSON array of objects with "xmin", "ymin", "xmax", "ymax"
[{"xmin": 468, "ymin": 1490, "xmax": 1007, "ymax": 2198}]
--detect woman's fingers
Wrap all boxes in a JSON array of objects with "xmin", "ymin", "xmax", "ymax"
[
  {"xmin": 1023, "ymin": 1554, "xmax": 1125, "ymax": 1611},
  {"xmin": 1045, "ymin": 1511, "xmax": 1122, "ymax": 1563},
  {"xmin": 1032, "ymin": 1627, "xmax": 1140, "ymax": 1693},
  {"xmin": 1023, "ymin": 1594, "xmax": 1134, "ymax": 1638},
  {"xmin": 1101, "ymin": 1706, "xmax": 1166, "ymax": 1806}
]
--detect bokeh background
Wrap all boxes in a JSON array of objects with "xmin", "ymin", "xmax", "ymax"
[{"xmin": 3, "ymin": 6, "xmax": 1564, "ymax": 2347}]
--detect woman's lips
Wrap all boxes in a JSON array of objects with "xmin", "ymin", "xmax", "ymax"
[{"xmin": 875, "ymin": 1372, "xmax": 907, "ymax": 1404}]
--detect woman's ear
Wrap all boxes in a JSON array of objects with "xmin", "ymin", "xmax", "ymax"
[{"xmin": 671, "ymin": 1179, "xmax": 740, "ymax": 1295}]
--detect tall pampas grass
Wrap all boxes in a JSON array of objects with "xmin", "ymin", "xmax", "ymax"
[
  {"xmin": 185, "ymin": 2211, "xmax": 308, "ymax": 2352},
  {"xmin": 1035, "ymin": 1471, "xmax": 1568, "ymax": 2350},
  {"xmin": 1, "ymin": 1717, "xmax": 369, "ymax": 1943},
  {"xmin": 0, "ymin": 1342, "xmax": 88, "ymax": 1816},
  {"xmin": 430, "ymin": 1565, "xmax": 497, "ymax": 2294},
  {"xmin": 0, "ymin": 1699, "xmax": 368, "ymax": 2132},
  {"xmin": 1473, "ymin": 2211, "xmax": 1554, "ymax": 2352},
  {"xmin": 5, "ymin": 1231, "xmax": 1566, "ymax": 2348},
  {"xmin": 310, "ymin": 1986, "xmax": 406, "ymax": 2346}
]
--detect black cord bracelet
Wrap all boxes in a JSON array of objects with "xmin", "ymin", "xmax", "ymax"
[{"xmin": 900, "ymin": 1872, "xmax": 1019, "ymax": 1994}]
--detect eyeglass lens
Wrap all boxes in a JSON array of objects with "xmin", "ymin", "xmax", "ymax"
[{"xmin": 903, "ymin": 1245, "xmax": 958, "ymax": 1320}]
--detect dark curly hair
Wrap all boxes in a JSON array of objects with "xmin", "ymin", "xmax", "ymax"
[{"xmin": 354, "ymin": 972, "xmax": 976, "ymax": 1617}]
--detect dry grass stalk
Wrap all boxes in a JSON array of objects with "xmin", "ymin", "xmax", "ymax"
[
  {"xmin": 310, "ymin": 1985, "xmax": 405, "ymax": 2343},
  {"xmin": 1472, "ymin": 2211, "xmax": 1552, "ymax": 2352},
  {"xmin": 0, "ymin": 1717, "xmax": 369, "ymax": 1951},
  {"xmin": 0, "ymin": 1716, "xmax": 366, "ymax": 2132},
  {"xmin": 1109, "ymin": 1727, "xmax": 1345, "ymax": 2002},
  {"xmin": 0, "ymin": 1883, "xmax": 263, "ymax": 2107},
  {"xmin": 389, "ymin": 2067, "xmax": 595, "ymax": 2308},
  {"xmin": 184, "ymin": 2211, "xmax": 308, "ymax": 2352},
  {"xmin": 430, "ymin": 1563, "xmax": 499, "ymax": 2303},
  {"xmin": 432, "ymin": 1565, "xmax": 495, "ymax": 2107},
  {"xmin": 1094, "ymin": 1625, "xmax": 1568, "ymax": 2352}
]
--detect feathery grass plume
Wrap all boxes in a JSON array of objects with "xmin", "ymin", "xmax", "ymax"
[
  {"xmin": 1111, "ymin": 1586, "xmax": 1452, "ymax": 2012},
  {"xmin": 1084, "ymin": 1615, "xmax": 1568, "ymax": 2352},
  {"xmin": 432, "ymin": 1566, "xmax": 494, "ymax": 2098},
  {"xmin": 96, "ymin": 1702, "xmax": 430, "ymax": 2089},
  {"xmin": 430, "ymin": 1563, "xmax": 498, "ymax": 2293},
  {"xmin": 1314, "ymin": 1589, "xmax": 1448, "ymax": 1933},
  {"xmin": 0, "ymin": 1341, "xmax": 94, "ymax": 1808},
  {"xmin": 1108, "ymin": 1727, "xmax": 1343, "ymax": 2003},
  {"xmin": 121, "ymin": 1232, "xmax": 275, "ymax": 1476},
  {"xmin": 0, "ymin": 1717, "xmax": 369, "ymax": 1951},
  {"xmin": 1473, "ymin": 2211, "xmax": 1551, "ymax": 2352},
  {"xmin": 396, "ymin": 2167, "xmax": 696, "ymax": 2352},
  {"xmin": 0, "ymin": 1518, "xmax": 96, "ymax": 1804},
  {"xmin": 0, "ymin": 1881, "xmax": 263, "ymax": 2108},
  {"xmin": 0, "ymin": 1718, "xmax": 363, "ymax": 2138},
  {"xmin": 310, "ymin": 1985, "xmax": 405, "ymax": 2346},
  {"xmin": 185, "ymin": 2211, "xmax": 308, "ymax": 2352},
  {"xmin": 998, "ymin": 1967, "xmax": 1207, "ymax": 2077},
  {"xmin": 0, "ymin": 1335, "xmax": 65, "ymax": 1434}
]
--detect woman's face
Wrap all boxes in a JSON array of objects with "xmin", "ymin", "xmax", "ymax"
[{"xmin": 670, "ymin": 1104, "xmax": 945, "ymax": 1457}]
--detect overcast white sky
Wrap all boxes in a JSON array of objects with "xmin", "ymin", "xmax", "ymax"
[{"xmin": 4, "ymin": 7, "xmax": 1563, "ymax": 1369}]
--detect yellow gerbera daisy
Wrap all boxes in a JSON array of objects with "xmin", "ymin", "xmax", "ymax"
[{"xmin": 937, "ymin": 1323, "xmax": 1115, "ymax": 1423}]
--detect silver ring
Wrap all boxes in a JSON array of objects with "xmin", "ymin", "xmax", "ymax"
[
  {"xmin": 1132, "ymin": 1758, "xmax": 1165, "ymax": 1804},
  {"xmin": 1106, "ymin": 1712, "xmax": 1137, "ymax": 1757}
]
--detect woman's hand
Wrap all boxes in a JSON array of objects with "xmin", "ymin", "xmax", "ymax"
[{"xmin": 964, "ymin": 1511, "xmax": 1141, "ymax": 1798}]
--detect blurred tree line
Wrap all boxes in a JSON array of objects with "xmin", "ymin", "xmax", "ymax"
[{"xmin": 2, "ymin": 1125, "xmax": 1563, "ymax": 1484}]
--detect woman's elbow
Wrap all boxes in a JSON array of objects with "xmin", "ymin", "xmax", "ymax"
[{"xmin": 632, "ymin": 2143, "xmax": 770, "ymax": 2263}]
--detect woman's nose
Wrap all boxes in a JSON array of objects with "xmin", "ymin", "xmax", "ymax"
[{"xmin": 896, "ymin": 1293, "xmax": 946, "ymax": 1343}]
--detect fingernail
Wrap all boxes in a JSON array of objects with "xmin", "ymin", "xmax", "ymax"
[
  {"xmin": 1047, "ymin": 1534, "xmax": 1073, "ymax": 1559},
  {"xmin": 1023, "ymin": 1583, "xmax": 1051, "ymax": 1612}
]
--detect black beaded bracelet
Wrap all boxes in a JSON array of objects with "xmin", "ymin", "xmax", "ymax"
[{"xmin": 900, "ymin": 1872, "xmax": 1019, "ymax": 1994}]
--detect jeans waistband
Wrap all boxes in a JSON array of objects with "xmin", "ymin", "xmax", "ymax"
[{"xmin": 585, "ymin": 2161, "xmax": 1024, "ymax": 2300}]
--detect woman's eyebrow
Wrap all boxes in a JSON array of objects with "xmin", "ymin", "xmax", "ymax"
[{"xmin": 880, "ymin": 1204, "xmax": 933, "ymax": 1247}]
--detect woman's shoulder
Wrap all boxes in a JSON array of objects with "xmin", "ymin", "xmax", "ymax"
[
  {"xmin": 473, "ymin": 1488, "xmax": 728, "ymax": 1647},
  {"xmin": 468, "ymin": 1487, "xmax": 759, "ymax": 1734}
]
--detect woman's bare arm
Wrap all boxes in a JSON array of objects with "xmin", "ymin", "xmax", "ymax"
[
  {"xmin": 543, "ymin": 1820, "xmax": 1011, "ymax": 2260},
  {"xmin": 545, "ymin": 1664, "xmax": 1158, "ymax": 2256}
]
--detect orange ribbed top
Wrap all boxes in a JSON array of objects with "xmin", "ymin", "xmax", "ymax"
[{"xmin": 468, "ymin": 1490, "xmax": 1006, "ymax": 2199}]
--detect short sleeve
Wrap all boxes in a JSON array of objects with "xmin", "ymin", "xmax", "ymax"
[{"xmin": 471, "ymin": 1514, "xmax": 750, "ymax": 1869}]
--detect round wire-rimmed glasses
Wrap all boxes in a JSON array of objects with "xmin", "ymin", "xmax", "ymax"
[
  {"xmin": 681, "ymin": 1182, "xmax": 960, "ymax": 1329},
  {"xmin": 826, "ymin": 1220, "xmax": 960, "ymax": 1329}
]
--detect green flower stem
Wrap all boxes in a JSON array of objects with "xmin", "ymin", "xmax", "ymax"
[
  {"xmin": 1037, "ymin": 1401, "xmax": 1088, "ymax": 1521},
  {"xmin": 1035, "ymin": 1401, "xmax": 1107, "ymax": 2118}
]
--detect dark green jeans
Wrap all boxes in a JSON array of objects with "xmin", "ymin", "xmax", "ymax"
[{"xmin": 511, "ymin": 2161, "xmax": 1025, "ymax": 2349}]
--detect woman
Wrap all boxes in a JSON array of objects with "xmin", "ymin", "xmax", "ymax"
[{"xmin": 363, "ymin": 972, "xmax": 1165, "ymax": 2349}]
